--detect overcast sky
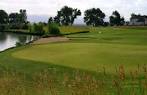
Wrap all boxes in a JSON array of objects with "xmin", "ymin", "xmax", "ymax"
[{"xmin": 1, "ymin": 0, "xmax": 147, "ymax": 23}]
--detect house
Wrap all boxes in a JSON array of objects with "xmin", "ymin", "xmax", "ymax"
[{"xmin": 130, "ymin": 15, "xmax": 147, "ymax": 26}]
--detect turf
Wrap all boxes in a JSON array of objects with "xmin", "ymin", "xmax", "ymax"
[{"xmin": 12, "ymin": 43, "xmax": 147, "ymax": 74}]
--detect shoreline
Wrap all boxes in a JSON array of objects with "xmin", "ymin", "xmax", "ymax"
[{"xmin": 1, "ymin": 30, "xmax": 44, "ymax": 36}]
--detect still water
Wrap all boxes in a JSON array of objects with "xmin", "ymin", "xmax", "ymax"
[{"xmin": 0, "ymin": 32, "xmax": 39, "ymax": 52}]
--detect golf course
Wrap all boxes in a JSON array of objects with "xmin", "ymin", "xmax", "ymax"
[{"xmin": 0, "ymin": 26, "xmax": 147, "ymax": 94}]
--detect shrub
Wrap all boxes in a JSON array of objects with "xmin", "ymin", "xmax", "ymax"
[
  {"xmin": 16, "ymin": 42, "xmax": 24, "ymax": 47},
  {"xmin": 22, "ymin": 23, "xmax": 29, "ymax": 29},
  {"xmin": 0, "ymin": 25, "xmax": 5, "ymax": 31},
  {"xmin": 48, "ymin": 23, "xmax": 60, "ymax": 35},
  {"xmin": 31, "ymin": 23, "xmax": 45, "ymax": 35}
]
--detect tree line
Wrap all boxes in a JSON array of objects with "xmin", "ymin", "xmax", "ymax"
[
  {"xmin": 48, "ymin": 6, "xmax": 126, "ymax": 26},
  {"xmin": 0, "ymin": 9, "xmax": 28, "ymax": 30},
  {"xmin": 0, "ymin": 5, "xmax": 141, "ymax": 31}
]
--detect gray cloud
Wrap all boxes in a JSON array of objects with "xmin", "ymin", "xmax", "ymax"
[{"xmin": 1, "ymin": 0, "xmax": 147, "ymax": 22}]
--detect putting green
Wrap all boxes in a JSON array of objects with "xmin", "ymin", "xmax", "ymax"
[{"xmin": 12, "ymin": 43, "xmax": 147, "ymax": 74}]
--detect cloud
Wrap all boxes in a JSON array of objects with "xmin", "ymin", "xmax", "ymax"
[{"xmin": 0, "ymin": 0, "xmax": 147, "ymax": 22}]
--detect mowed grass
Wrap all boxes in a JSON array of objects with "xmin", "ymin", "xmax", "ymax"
[
  {"xmin": 12, "ymin": 43, "xmax": 147, "ymax": 74},
  {"xmin": 12, "ymin": 26, "xmax": 147, "ymax": 74},
  {"xmin": 67, "ymin": 27, "xmax": 147, "ymax": 45}
]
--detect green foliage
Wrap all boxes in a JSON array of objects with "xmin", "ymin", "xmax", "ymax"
[
  {"xmin": 48, "ymin": 17, "xmax": 53, "ymax": 24},
  {"xmin": 0, "ymin": 10, "xmax": 8, "ymax": 31},
  {"xmin": 48, "ymin": 23, "xmax": 60, "ymax": 35},
  {"xmin": 0, "ymin": 25, "xmax": 5, "ymax": 31},
  {"xmin": 84, "ymin": 8, "xmax": 106, "ymax": 26},
  {"xmin": 109, "ymin": 11, "xmax": 125, "ymax": 26},
  {"xmin": 9, "ymin": 9, "xmax": 28, "ymax": 29},
  {"xmin": 51, "ymin": 6, "xmax": 81, "ymax": 26},
  {"xmin": 31, "ymin": 23, "xmax": 45, "ymax": 34},
  {"xmin": 0, "ymin": 10, "xmax": 8, "ymax": 24},
  {"xmin": 16, "ymin": 42, "xmax": 24, "ymax": 47},
  {"xmin": 9, "ymin": 9, "xmax": 27, "ymax": 24}
]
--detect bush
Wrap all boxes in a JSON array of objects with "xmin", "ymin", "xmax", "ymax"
[
  {"xmin": 48, "ymin": 23, "xmax": 60, "ymax": 35},
  {"xmin": 16, "ymin": 42, "xmax": 24, "ymax": 47},
  {"xmin": 31, "ymin": 23, "xmax": 45, "ymax": 35},
  {"xmin": 22, "ymin": 24, "xmax": 29, "ymax": 29},
  {"xmin": 0, "ymin": 25, "xmax": 5, "ymax": 31}
]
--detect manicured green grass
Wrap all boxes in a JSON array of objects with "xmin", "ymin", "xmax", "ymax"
[
  {"xmin": 67, "ymin": 27, "xmax": 147, "ymax": 45},
  {"xmin": 12, "ymin": 43, "xmax": 147, "ymax": 74}
]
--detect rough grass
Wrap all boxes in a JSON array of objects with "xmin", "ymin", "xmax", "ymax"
[
  {"xmin": 59, "ymin": 26, "xmax": 89, "ymax": 34},
  {"xmin": 43, "ymin": 25, "xmax": 89, "ymax": 34}
]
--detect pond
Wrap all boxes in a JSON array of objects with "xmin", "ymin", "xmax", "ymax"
[{"xmin": 0, "ymin": 32, "xmax": 39, "ymax": 52}]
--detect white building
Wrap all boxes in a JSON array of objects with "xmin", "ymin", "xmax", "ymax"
[{"xmin": 130, "ymin": 15, "xmax": 147, "ymax": 26}]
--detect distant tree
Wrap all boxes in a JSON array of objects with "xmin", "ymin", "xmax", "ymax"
[
  {"xmin": 9, "ymin": 9, "xmax": 28, "ymax": 29},
  {"xmin": 103, "ymin": 22, "xmax": 109, "ymax": 27},
  {"xmin": 56, "ymin": 6, "xmax": 81, "ymax": 25},
  {"xmin": 84, "ymin": 8, "xmax": 105, "ymax": 26},
  {"xmin": 54, "ymin": 16, "xmax": 61, "ymax": 25},
  {"xmin": 131, "ymin": 13, "xmax": 136, "ymax": 18},
  {"xmin": 0, "ymin": 10, "xmax": 8, "ymax": 24},
  {"xmin": 9, "ymin": 9, "xmax": 27, "ymax": 24},
  {"xmin": 9, "ymin": 13, "xmax": 19, "ymax": 24},
  {"xmin": 19, "ymin": 9, "xmax": 27, "ymax": 23},
  {"xmin": 48, "ymin": 17, "xmax": 53, "ymax": 24},
  {"xmin": 0, "ymin": 10, "xmax": 8, "ymax": 31},
  {"xmin": 109, "ymin": 11, "xmax": 125, "ymax": 26},
  {"xmin": 71, "ymin": 9, "xmax": 81, "ymax": 24}
]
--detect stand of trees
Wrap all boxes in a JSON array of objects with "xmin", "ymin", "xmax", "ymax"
[
  {"xmin": 84, "ymin": 8, "xmax": 106, "ymax": 26},
  {"xmin": 48, "ymin": 6, "xmax": 126, "ymax": 27},
  {"xmin": 0, "ymin": 6, "xmax": 128, "ymax": 32},
  {"xmin": 0, "ymin": 10, "xmax": 8, "ymax": 31},
  {"xmin": 0, "ymin": 10, "xmax": 8, "ymax": 24},
  {"xmin": 0, "ymin": 9, "xmax": 28, "ymax": 31},
  {"xmin": 48, "ymin": 6, "xmax": 81, "ymax": 26},
  {"xmin": 109, "ymin": 11, "xmax": 125, "ymax": 26},
  {"xmin": 9, "ymin": 9, "xmax": 28, "ymax": 29}
]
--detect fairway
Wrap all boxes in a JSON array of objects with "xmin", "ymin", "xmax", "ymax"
[
  {"xmin": 12, "ymin": 42, "xmax": 147, "ymax": 74},
  {"xmin": 11, "ymin": 27, "xmax": 147, "ymax": 75}
]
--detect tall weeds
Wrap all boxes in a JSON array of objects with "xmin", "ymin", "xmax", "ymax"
[{"xmin": 0, "ymin": 65, "xmax": 147, "ymax": 95}]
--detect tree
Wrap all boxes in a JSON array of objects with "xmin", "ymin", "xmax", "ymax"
[
  {"xmin": 84, "ymin": 8, "xmax": 105, "ymax": 26},
  {"xmin": 9, "ymin": 9, "xmax": 27, "ymax": 24},
  {"xmin": 48, "ymin": 17, "xmax": 53, "ymax": 24},
  {"xmin": 0, "ymin": 10, "xmax": 8, "ymax": 31},
  {"xmin": 19, "ymin": 9, "xmax": 27, "ymax": 23},
  {"xmin": 9, "ymin": 9, "xmax": 28, "ymax": 29},
  {"xmin": 9, "ymin": 13, "xmax": 20, "ymax": 24},
  {"xmin": 0, "ymin": 10, "xmax": 8, "ymax": 24},
  {"xmin": 71, "ymin": 9, "xmax": 81, "ymax": 24},
  {"xmin": 56, "ymin": 6, "xmax": 81, "ymax": 25},
  {"xmin": 109, "ymin": 11, "xmax": 125, "ymax": 26},
  {"xmin": 54, "ymin": 16, "xmax": 61, "ymax": 25}
]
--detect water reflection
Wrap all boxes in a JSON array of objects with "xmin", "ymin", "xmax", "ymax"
[{"xmin": 0, "ymin": 32, "xmax": 38, "ymax": 51}]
